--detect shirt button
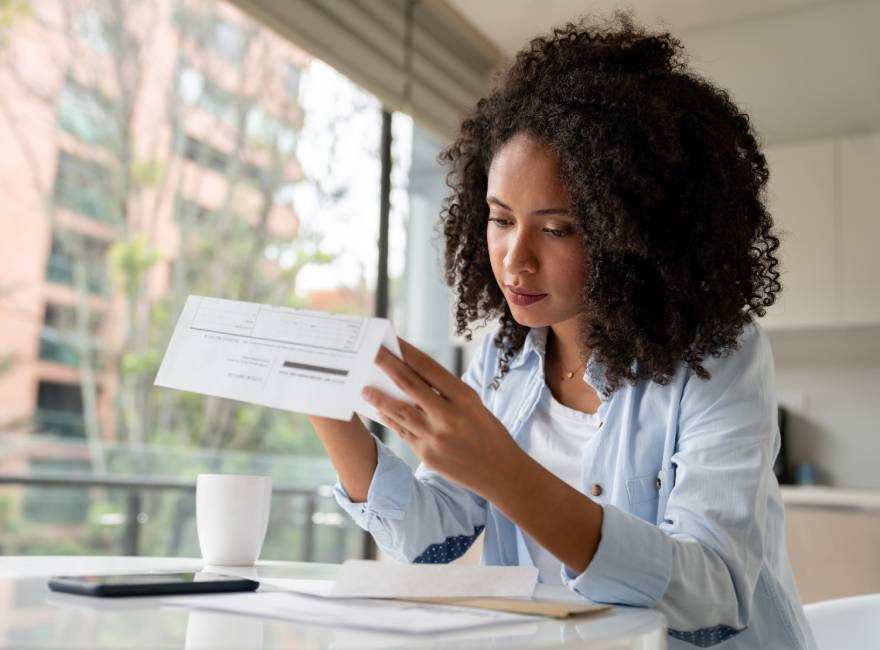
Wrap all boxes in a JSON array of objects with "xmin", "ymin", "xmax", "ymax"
[
  {"xmin": 598, "ymin": 421, "xmax": 604, "ymax": 429},
  {"xmin": 591, "ymin": 483, "xmax": 603, "ymax": 497},
  {"xmin": 655, "ymin": 478, "xmax": 662, "ymax": 490}
]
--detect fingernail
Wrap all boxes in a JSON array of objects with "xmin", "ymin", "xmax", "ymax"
[{"xmin": 361, "ymin": 387, "xmax": 374, "ymax": 401}]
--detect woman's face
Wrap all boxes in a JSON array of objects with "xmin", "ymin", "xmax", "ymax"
[{"xmin": 486, "ymin": 133, "xmax": 587, "ymax": 330}]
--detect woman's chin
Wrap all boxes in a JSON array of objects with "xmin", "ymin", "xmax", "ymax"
[{"xmin": 507, "ymin": 305, "xmax": 550, "ymax": 328}]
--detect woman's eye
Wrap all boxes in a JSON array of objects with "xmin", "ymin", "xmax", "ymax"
[
  {"xmin": 488, "ymin": 217, "xmax": 512, "ymax": 227},
  {"xmin": 544, "ymin": 228, "xmax": 571, "ymax": 238}
]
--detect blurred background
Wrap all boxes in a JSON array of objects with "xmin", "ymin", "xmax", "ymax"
[{"xmin": 0, "ymin": 0, "xmax": 878, "ymax": 605}]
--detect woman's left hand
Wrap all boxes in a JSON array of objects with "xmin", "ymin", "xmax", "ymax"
[{"xmin": 362, "ymin": 339, "xmax": 524, "ymax": 498}]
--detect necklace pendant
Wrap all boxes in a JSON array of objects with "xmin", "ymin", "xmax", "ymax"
[{"xmin": 564, "ymin": 371, "xmax": 574, "ymax": 379}]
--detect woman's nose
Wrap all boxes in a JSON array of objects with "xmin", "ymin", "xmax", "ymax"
[{"xmin": 503, "ymin": 232, "xmax": 538, "ymax": 274}]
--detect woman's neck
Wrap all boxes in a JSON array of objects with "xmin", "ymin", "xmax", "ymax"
[{"xmin": 548, "ymin": 317, "xmax": 589, "ymax": 371}]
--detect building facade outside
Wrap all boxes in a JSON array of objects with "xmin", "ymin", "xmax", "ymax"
[{"xmin": 0, "ymin": 0, "xmax": 410, "ymax": 561}]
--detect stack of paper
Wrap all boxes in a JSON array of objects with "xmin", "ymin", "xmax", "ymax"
[{"xmin": 167, "ymin": 561, "xmax": 609, "ymax": 634}]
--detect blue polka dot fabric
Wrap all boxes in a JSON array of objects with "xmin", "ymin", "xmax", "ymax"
[
  {"xmin": 669, "ymin": 624, "xmax": 742, "ymax": 647},
  {"xmin": 413, "ymin": 525, "xmax": 485, "ymax": 564}
]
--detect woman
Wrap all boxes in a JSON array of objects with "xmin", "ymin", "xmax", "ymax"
[{"xmin": 308, "ymin": 15, "xmax": 816, "ymax": 650}]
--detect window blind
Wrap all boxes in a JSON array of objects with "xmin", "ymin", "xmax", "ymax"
[{"xmin": 230, "ymin": 0, "xmax": 504, "ymax": 140}]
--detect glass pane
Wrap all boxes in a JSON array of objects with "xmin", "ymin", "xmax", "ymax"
[
  {"xmin": 386, "ymin": 114, "xmax": 457, "ymax": 466},
  {"xmin": 0, "ymin": 0, "xmax": 384, "ymax": 561}
]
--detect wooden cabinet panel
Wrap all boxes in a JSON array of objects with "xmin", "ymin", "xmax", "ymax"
[
  {"xmin": 785, "ymin": 507, "xmax": 880, "ymax": 603},
  {"xmin": 839, "ymin": 133, "xmax": 880, "ymax": 324},
  {"xmin": 763, "ymin": 141, "xmax": 838, "ymax": 329}
]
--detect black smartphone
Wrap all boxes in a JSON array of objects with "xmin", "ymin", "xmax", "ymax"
[{"xmin": 48, "ymin": 572, "xmax": 260, "ymax": 598}]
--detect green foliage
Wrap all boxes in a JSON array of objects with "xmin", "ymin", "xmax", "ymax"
[
  {"xmin": 110, "ymin": 237, "xmax": 161, "ymax": 294},
  {"xmin": 120, "ymin": 349, "xmax": 160, "ymax": 377},
  {"xmin": 130, "ymin": 159, "xmax": 164, "ymax": 189},
  {"xmin": 0, "ymin": 0, "xmax": 30, "ymax": 35}
]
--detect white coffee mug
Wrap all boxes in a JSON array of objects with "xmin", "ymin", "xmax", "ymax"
[{"xmin": 196, "ymin": 474, "xmax": 272, "ymax": 566}]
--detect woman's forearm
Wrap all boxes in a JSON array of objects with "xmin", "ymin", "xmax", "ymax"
[
  {"xmin": 308, "ymin": 414, "xmax": 377, "ymax": 503},
  {"xmin": 484, "ymin": 446, "xmax": 603, "ymax": 575}
]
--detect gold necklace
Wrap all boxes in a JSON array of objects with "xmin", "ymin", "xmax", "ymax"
[
  {"xmin": 560, "ymin": 359, "xmax": 585, "ymax": 381},
  {"xmin": 548, "ymin": 337, "xmax": 584, "ymax": 381}
]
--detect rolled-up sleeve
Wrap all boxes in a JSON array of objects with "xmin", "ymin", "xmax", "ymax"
[
  {"xmin": 562, "ymin": 503, "xmax": 674, "ymax": 606},
  {"xmin": 333, "ymin": 332, "xmax": 498, "ymax": 563},
  {"xmin": 562, "ymin": 324, "xmax": 776, "ymax": 641},
  {"xmin": 333, "ymin": 434, "xmax": 415, "ymax": 545}
]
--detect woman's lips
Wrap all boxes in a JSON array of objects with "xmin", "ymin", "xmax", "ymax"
[{"xmin": 505, "ymin": 285, "xmax": 548, "ymax": 307}]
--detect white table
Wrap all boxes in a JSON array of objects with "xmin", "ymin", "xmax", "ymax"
[{"xmin": 0, "ymin": 556, "xmax": 667, "ymax": 649}]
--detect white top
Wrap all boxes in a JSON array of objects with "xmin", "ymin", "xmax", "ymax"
[{"xmin": 519, "ymin": 384, "xmax": 601, "ymax": 585}]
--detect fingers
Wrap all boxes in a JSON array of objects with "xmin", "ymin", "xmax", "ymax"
[
  {"xmin": 380, "ymin": 410, "xmax": 416, "ymax": 445},
  {"xmin": 397, "ymin": 338, "xmax": 464, "ymax": 399},
  {"xmin": 362, "ymin": 387, "xmax": 426, "ymax": 438},
  {"xmin": 374, "ymin": 345, "xmax": 446, "ymax": 412}
]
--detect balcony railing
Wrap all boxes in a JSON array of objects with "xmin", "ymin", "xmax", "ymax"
[{"xmin": 0, "ymin": 473, "xmax": 356, "ymax": 560}]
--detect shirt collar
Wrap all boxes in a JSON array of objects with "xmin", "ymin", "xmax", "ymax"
[
  {"xmin": 508, "ymin": 326, "xmax": 548, "ymax": 371},
  {"xmin": 508, "ymin": 326, "xmax": 612, "ymax": 400}
]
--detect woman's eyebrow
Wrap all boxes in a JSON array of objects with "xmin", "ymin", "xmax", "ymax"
[{"xmin": 486, "ymin": 195, "xmax": 570, "ymax": 217}]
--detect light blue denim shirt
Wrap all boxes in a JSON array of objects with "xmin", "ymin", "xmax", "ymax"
[{"xmin": 334, "ymin": 321, "xmax": 817, "ymax": 649}]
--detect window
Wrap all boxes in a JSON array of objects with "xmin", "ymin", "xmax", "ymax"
[
  {"xmin": 1, "ymin": 0, "xmax": 389, "ymax": 561},
  {"xmin": 35, "ymin": 381, "xmax": 86, "ymax": 439},
  {"xmin": 45, "ymin": 231, "xmax": 109, "ymax": 295},
  {"xmin": 211, "ymin": 17, "xmax": 246, "ymax": 61},
  {"xmin": 44, "ymin": 304, "xmax": 104, "ymax": 334},
  {"xmin": 52, "ymin": 152, "xmax": 116, "ymax": 222},
  {"xmin": 181, "ymin": 135, "xmax": 265, "ymax": 184},
  {"xmin": 73, "ymin": 9, "xmax": 110, "ymax": 54},
  {"xmin": 58, "ymin": 78, "xmax": 117, "ymax": 147},
  {"xmin": 39, "ymin": 304, "xmax": 105, "ymax": 369},
  {"xmin": 246, "ymin": 106, "xmax": 297, "ymax": 154},
  {"xmin": 176, "ymin": 63, "xmax": 237, "ymax": 125}
]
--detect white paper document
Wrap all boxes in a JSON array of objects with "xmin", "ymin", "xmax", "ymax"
[
  {"xmin": 167, "ymin": 591, "xmax": 538, "ymax": 635},
  {"xmin": 330, "ymin": 560, "xmax": 539, "ymax": 599},
  {"xmin": 154, "ymin": 295, "xmax": 412, "ymax": 421}
]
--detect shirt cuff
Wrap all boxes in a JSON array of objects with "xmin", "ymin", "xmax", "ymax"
[
  {"xmin": 561, "ymin": 504, "xmax": 674, "ymax": 608},
  {"xmin": 332, "ymin": 434, "xmax": 415, "ymax": 532}
]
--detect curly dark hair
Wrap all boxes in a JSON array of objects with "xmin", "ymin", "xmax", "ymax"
[{"xmin": 439, "ymin": 13, "xmax": 781, "ymax": 393}]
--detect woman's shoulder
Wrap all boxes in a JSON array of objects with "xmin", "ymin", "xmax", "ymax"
[{"xmin": 678, "ymin": 318, "xmax": 775, "ymax": 404}]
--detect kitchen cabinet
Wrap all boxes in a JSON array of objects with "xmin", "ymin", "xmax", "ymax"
[
  {"xmin": 782, "ymin": 486, "xmax": 880, "ymax": 603},
  {"xmin": 761, "ymin": 131, "xmax": 880, "ymax": 330},
  {"xmin": 762, "ymin": 140, "xmax": 837, "ymax": 329},
  {"xmin": 839, "ymin": 132, "xmax": 880, "ymax": 325}
]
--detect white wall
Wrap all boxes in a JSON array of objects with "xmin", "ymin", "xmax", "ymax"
[{"xmin": 768, "ymin": 325, "xmax": 880, "ymax": 489}]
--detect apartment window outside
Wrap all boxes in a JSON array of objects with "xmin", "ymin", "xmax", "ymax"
[
  {"xmin": 52, "ymin": 152, "xmax": 116, "ymax": 223},
  {"xmin": 180, "ymin": 135, "xmax": 264, "ymax": 185},
  {"xmin": 39, "ymin": 303, "xmax": 105, "ymax": 369},
  {"xmin": 176, "ymin": 62, "xmax": 239, "ymax": 126},
  {"xmin": 45, "ymin": 231, "xmax": 110, "ymax": 295},
  {"xmin": 210, "ymin": 17, "xmax": 246, "ymax": 61},
  {"xmin": 57, "ymin": 78, "xmax": 117, "ymax": 147},
  {"xmin": 34, "ymin": 381, "xmax": 86, "ymax": 440}
]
